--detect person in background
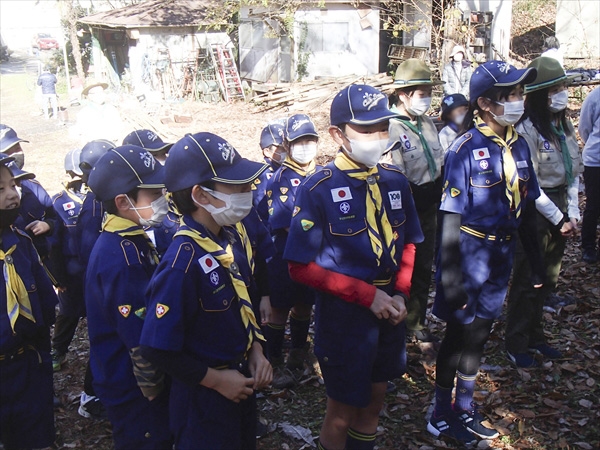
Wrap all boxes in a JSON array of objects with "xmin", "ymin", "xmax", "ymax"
[
  {"xmin": 579, "ymin": 86, "xmax": 600, "ymax": 263},
  {"xmin": 506, "ymin": 57, "xmax": 581, "ymax": 367},
  {"xmin": 442, "ymin": 45, "xmax": 472, "ymax": 98},
  {"xmin": 37, "ymin": 67, "xmax": 58, "ymax": 120},
  {"xmin": 428, "ymin": 61, "xmax": 541, "ymax": 445},
  {"xmin": 0, "ymin": 154, "xmax": 58, "ymax": 450},
  {"xmin": 439, "ymin": 93, "xmax": 469, "ymax": 152},
  {"xmin": 253, "ymin": 121, "xmax": 287, "ymax": 216},
  {"xmin": 122, "ymin": 129, "xmax": 173, "ymax": 166},
  {"xmin": 541, "ymin": 36, "xmax": 564, "ymax": 68},
  {"xmin": 71, "ymin": 82, "xmax": 122, "ymax": 143},
  {"xmin": 388, "ymin": 59, "xmax": 445, "ymax": 343}
]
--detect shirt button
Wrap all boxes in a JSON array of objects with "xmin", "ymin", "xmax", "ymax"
[
  {"xmin": 145, "ymin": 432, "xmax": 151, "ymax": 438},
  {"xmin": 31, "ymin": 284, "xmax": 36, "ymax": 289},
  {"xmin": 486, "ymin": 180, "xmax": 490, "ymax": 185},
  {"xmin": 323, "ymin": 356, "xmax": 329, "ymax": 362},
  {"xmin": 223, "ymin": 300, "xmax": 228, "ymax": 306},
  {"xmin": 347, "ymin": 228, "xmax": 352, "ymax": 233},
  {"xmin": 184, "ymin": 245, "xmax": 191, "ymax": 250},
  {"xmin": 124, "ymin": 242, "xmax": 130, "ymax": 246},
  {"xmin": 394, "ymin": 220, "xmax": 398, "ymax": 225},
  {"xmin": 238, "ymin": 363, "xmax": 243, "ymax": 370}
]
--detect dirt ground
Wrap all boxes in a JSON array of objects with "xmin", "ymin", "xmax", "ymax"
[{"xmin": 2, "ymin": 48, "xmax": 600, "ymax": 450}]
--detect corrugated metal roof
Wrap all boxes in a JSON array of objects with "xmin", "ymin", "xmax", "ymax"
[{"xmin": 78, "ymin": 0, "xmax": 227, "ymax": 28}]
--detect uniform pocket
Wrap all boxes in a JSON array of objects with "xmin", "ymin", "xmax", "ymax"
[
  {"xmin": 387, "ymin": 210, "xmax": 406, "ymax": 228},
  {"xmin": 329, "ymin": 218, "xmax": 368, "ymax": 236},
  {"xmin": 199, "ymin": 293, "xmax": 235, "ymax": 312}
]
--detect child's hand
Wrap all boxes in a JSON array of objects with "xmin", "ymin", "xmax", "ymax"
[
  {"xmin": 25, "ymin": 220, "xmax": 50, "ymax": 236},
  {"xmin": 204, "ymin": 368, "xmax": 254, "ymax": 403},
  {"xmin": 369, "ymin": 289, "xmax": 400, "ymax": 321},
  {"xmin": 249, "ymin": 342, "xmax": 272, "ymax": 390},
  {"xmin": 388, "ymin": 295, "xmax": 408, "ymax": 325},
  {"xmin": 259, "ymin": 296, "xmax": 272, "ymax": 325}
]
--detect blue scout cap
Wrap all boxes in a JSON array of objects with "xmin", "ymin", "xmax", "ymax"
[
  {"xmin": 330, "ymin": 84, "xmax": 399, "ymax": 127},
  {"xmin": 122, "ymin": 129, "xmax": 173, "ymax": 153},
  {"xmin": 284, "ymin": 114, "xmax": 319, "ymax": 142},
  {"xmin": 470, "ymin": 60, "xmax": 537, "ymax": 103},
  {"xmin": 79, "ymin": 139, "xmax": 115, "ymax": 176},
  {"xmin": 259, "ymin": 123, "xmax": 285, "ymax": 149},
  {"xmin": 64, "ymin": 149, "xmax": 83, "ymax": 176},
  {"xmin": 0, "ymin": 153, "xmax": 34, "ymax": 180},
  {"xmin": 441, "ymin": 93, "xmax": 469, "ymax": 121},
  {"xmin": 0, "ymin": 125, "xmax": 29, "ymax": 153},
  {"xmin": 88, "ymin": 145, "xmax": 165, "ymax": 201},
  {"xmin": 165, "ymin": 132, "xmax": 268, "ymax": 192}
]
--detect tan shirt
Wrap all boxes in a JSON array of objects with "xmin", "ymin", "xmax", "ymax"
[{"xmin": 388, "ymin": 115, "xmax": 444, "ymax": 185}]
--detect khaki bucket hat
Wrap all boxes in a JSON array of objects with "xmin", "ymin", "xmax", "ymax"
[{"xmin": 394, "ymin": 58, "xmax": 445, "ymax": 88}]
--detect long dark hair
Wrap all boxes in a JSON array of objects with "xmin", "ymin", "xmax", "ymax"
[
  {"xmin": 520, "ymin": 87, "xmax": 572, "ymax": 145},
  {"xmin": 459, "ymin": 85, "xmax": 516, "ymax": 134}
]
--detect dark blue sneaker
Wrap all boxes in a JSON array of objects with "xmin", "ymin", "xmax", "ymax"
[
  {"xmin": 427, "ymin": 411, "xmax": 478, "ymax": 447},
  {"xmin": 507, "ymin": 351, "xmax": 539, "ymax": 368},
  {"xmin": 454, "ymin": 403, "xmax": 500, "ymax": 439},
  {"xmin": 529, "ymin": 344, "xmax": 563, "ymax": 360}
]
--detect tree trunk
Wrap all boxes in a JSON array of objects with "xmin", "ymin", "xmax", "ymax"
[{"xmin": 63, "ymin": 0, "xmax": 85, "ymax": 82}]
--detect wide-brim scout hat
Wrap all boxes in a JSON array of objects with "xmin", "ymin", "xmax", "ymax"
[
  {"xmin": 122, "ymin": 129, "xmax": 173, "ymax": 153},
  {"xmin": 79, "ymin": 139, "xmax": 116, "ymax": 176},
  {"xmin": 440, "ymin": 93, "xmax": 469, "ymax": 121},
  {"xmin": 88, "ymin": 145, "xmax": 165, "ymax": 201},
  {"xmin": 470, "ymin": 60, "xmax": 537, "ymax": 102},
  {"xmin": 394, "ymin": 58, "xmax": 444, "ymax": 88},
  {"xmin": 165, "ymin": 132, "xmax": 268, "ymax": 192},
  {"xmin": 260, "ymin": 122, "xmax": 285, "ymax": 149},
  {"xmin": 524, "ymin": 57, "xmax": 577, "ymax": 93},
  {"xmin": 285, "ymin": 114, "xmax": 319, "ymax": 142},
  {"xmin": 331, "ymin": 84, "xmax": 399, "ymax": 127},
  {"xmin": 82, "ymin": 81, "xmax": 109, "ymax": 96},
  {"xmin": 0, "ymin": 124, "xmax": 29, "ymax": 153},
  {"xmin": 64, "ymin": 149, "xmax": 83, "ymax": 176},
  {"xmin": 0, "ymin": 153, "xmax": 35, "ymax": 180}
]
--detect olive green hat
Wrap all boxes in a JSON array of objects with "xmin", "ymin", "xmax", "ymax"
[
  {"xmin": 394, "ymin": 58, "xmax": 445, "ymax": 88},
  {"xmin": 524, "ymin": 57, "xmax": 576, "ymax": 93}
]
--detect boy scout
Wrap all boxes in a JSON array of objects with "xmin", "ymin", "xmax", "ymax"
[
  {"xmin": 0, "ymin": 154, "xmax": 58, "ymax": 450},
  {"xmin": 263, "ymin": 114, "xmax": 319, "ymax": 388},
  {"xmin": 388, "ymin": 59, "xmax": 445, "ymax": 342},
  {"xmin": 284, "ymin": 85, "xmax": 423, "ymax": 450},
  {"xmin": 122, "ymin": 129, "xmax": 173, "ymax": 165},
  {"xmin": 85, "ymin": 145, "xmax": 171, "ymax": 449},
  {"xmin": 140, "ymin": 132, "xmax": 272, "ymax": 450},
  {"xmin": 254, "ymin": 121, "xmax": 287, "ymax": 211}
]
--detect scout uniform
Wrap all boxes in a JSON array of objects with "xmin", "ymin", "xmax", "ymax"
[
  {"xmin": 388, "ymin": 59, "xmax": 445, "ymax": 338},
  {"xmin": 506, "ymin": 57, "xmax": 582, "ymax": 365},
  {"xmin": 85, "ymin": 146, "xmax": 171, "ymax": 450},
  {"xmin": 253, "ymin": 121, "xmax": 286, "ymax": 214},
  {"xmin": 140, "ymin": 132, "xmax": 269, "ymax": 450},
  {"xmin": 0, "ymin": 154, "xmax": 58, "ymax": 450}
]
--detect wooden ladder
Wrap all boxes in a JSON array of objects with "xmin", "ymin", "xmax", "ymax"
[{"xmin": 210, "ymin": 44, "xmax": 245, "ymax": 102}]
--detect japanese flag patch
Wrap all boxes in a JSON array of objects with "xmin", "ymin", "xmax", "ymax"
[
  {"xmin": 199, "ymin": 254, "xmax": 218, "ymax": 273},
  {"xmin": 63, "ymin": 201, "xmax": 76, "ymax": 211},
  {"xmin": 291, "ymin": 178, "xmax": 301, "ymax": 187},
  {"xmin": 118, "ymin": 305, "xmax": 131, "ymax": 318},
  {"xmin": 331, "ymin": 187, "xmax": 353, "ymax": 203},
  {"xmin": 156, "ymin": 303, "xmax": 169, "ymax": 318},
  {"xmin": 473, "ymin": 148, "xmax": 490, "ymax": 160}
]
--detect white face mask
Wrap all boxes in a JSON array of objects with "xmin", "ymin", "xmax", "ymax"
[
  {"xmin": 127, "ymin": 194, "xmax": 169, "ymax": 227},
  {"xmin": 193, "ymin": 188, "xmax": 253, "ymax": 227},
  {"xmin": 407, "ymin": 96, "xmax": 432, "ymax": 116},
  {"xmin": 340, "ymin": 129, "xmax": 388, "ymax": 168},
  {"xmin": 454, "ymin": 113, "xmax": 466, "ymax": 126},
  {"xmin": 453, "ymin": 53, "xmax": 464, "ymax": 62},
  {"xmin": 492, "ymin": 100, "xmax": 525, "ymax": 126},
  {"xmin": 290, "ymin": 141, "xmax": 317, "ymax": 165},
  {"xmin": 548, "ymin": 90, "xmax": 568, "ymax": 113}
]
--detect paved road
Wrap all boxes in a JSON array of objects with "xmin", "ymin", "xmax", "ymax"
[{"xmin": 0, "ymin": 48, "xmax": 48, "ymax": 75}]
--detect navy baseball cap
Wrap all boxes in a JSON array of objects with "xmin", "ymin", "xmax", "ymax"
[
  {"xmin": 88, "ymin": 145, "xmax": 164, "ymax": 201},
  {"xmin": 259, "ymin": 123, "xmax": 285, "ymax": 149},
  {"xmin": 64, "ymin": 149, "xmax": 83, "ymax": 176},
  {"xmin": 284, "ymin": 114, "xmax": 319, "ymax": 142},
  {"xmin": 470, "ymin": 60, "xmax": 537, "ymax": 103},
  {"xmin": 79, "ymin": 139, "xmax": 115, "ymax": 176},
  {"xmin": 330, "ymin": 84, "xmax": 399, "ymax": 127},
  {"xmin": 0, "ymin": 153, "xmax": 34, "ymax": 180},
  {"xmin": 441, "ymin": 94, "xmax": 469, "ymax": 121},
  {"xmin": 122, "ymin": 129, "xmax": 173, "ymax": 153},
  {"xmin": 0, "ymin": 125, "xmax": 29, "ymax": 153},
  {"xmin": 165, "ymin": 132, "xmax": 268, "ymax": 192}
]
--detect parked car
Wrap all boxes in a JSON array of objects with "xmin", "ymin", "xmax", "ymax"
[{"xmin": 32, "ymin": 33, "xmax": 59, "ymax": 50}]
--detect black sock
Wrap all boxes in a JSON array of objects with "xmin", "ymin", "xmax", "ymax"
[
  {"xmin": 346, "ymin": 428, "xmax": 376, "ymax": 450},
  {"xmin": 289, "ymin": 312, "xmax": 310, "ymax": 349},
  {"xmin": 263, "ymin": 323, "xmax": 285, "ymax": 361}
]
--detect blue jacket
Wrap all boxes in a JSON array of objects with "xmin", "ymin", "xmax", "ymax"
[{"xmin": 37, "ymin": 72, "xmax": 57, "ymax": 95}]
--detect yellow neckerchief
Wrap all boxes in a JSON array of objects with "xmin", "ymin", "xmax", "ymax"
[
  {"xmin": 282, "ymin": 156, "xmax": 316, "ymax": 178},
  {"xmin": 550, "ymin": 121, "xmax": 574, "ymax": 186},
  {"xmin": 1, "ymin": 244, "xmax": 36, "ymax": 332},
  {"xmin": 333, "ymin": 151, "xmax": 396, "ymax": 267},
  {"xmin": 101, "ymin": 214, "xmax": 159, "ymax": 264},
  {"xmin": 63, "ymin": 183, "xmax": 85, "ymax": 205},
  {"xmin": 175, "ymin": 219, "xmax": 264, "ymax": 352},
  {"xmin": 475, "ymin": 116, "xmax": 522, "ymax": 218}
]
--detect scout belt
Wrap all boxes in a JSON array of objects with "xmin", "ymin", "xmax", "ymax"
[
  {"xmin": 460, "ymin": 226, "xmax": 512, "ymax": 242},
  {"xmin": 0, "ymin": 344, "xmax": 38, "ymax": 362}
]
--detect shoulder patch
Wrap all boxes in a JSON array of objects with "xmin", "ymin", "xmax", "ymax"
[
  {"xmin": 120, "ymin": 240, "xmax": 142, "ymax": 266},
  {"xmin": 449, "ymin": 132, "xmax": 473, "ymax": 155},
  {"xmin": 51, "ymin": 191, "xmax": 64, "ymax": 205},
  {"xmin": 305, "ymin": 168, "xmax": 333, "ymax": 191},
  {"xmin": 171, "ymin": 242, "xmax": 195, "ymax": 273},
  {"xmin": 379, "ymin": 163, "xmax": 405, "ymax": 174}
]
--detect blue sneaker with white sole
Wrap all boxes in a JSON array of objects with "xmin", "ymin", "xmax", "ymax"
[
  {"xmin": 454, "ymin": 403, "xmax": 500, "ymax": 439},
  {"xmin": 529, "ymin": 344, "xmax": 563, "ymax": 360},
  {"xmin": 427, "ymin": 411, "xmax": 478, "ymax": 447}
]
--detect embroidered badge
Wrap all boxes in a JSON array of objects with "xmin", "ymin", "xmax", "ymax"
[
  {"xmin": 267, "ymin": 190, "xmax": 272, "ymax": 198},
  {"xmin": 280, "ymin": 195, "xmax": 288, "ymax": 203},
  {"xmin": 479, "ymin": 160, "xmax": 489, "ymax": 170},
  {"xmin": 268, "ymin": 207, "xmax": 274, "ymax": 216},
  {"xmin": 331, "ymin": 187, "xmax": 353, "ymax": 202},
  {"xmin": 451, "ymin": 188, "xmax": 461, "ymax": 198},
  {"xmin": 219, "ymin": 142, "xmax": 235, "ymax": 163},
  {"xmin": 280, "ymin": 187, "xmax": 289, "ymax": 195},
  {"xmin": 63, "ymin": 201, "xmax": 76, "ymax": 211},
  {"xmin": 118, "ymin": 305, "xmax": 131, "ymax": 318},
  {"xmin": 473, "ymin": 148, "xmax": 490, "ymax": 160},
  {"xmin": 156, "ymin": 303, "xmax": 169, "ymax": 318},
  {"xmin": 339, "ymin": 202, "xmax": 351, "ymax": 214},
  {"xmin": 293, "ymin": 206, "xmax": 301, "ymax": 217},
  {"xmin": 267, "ymin": 199, "xmax": 273, "ymax": 207},
  {"xmin": 516, "ymin": 160, "xmax": 528, "ymax": 169},
  {"xmin": 199, "ymin": 254, "xmax": 218, "ymax": 273},
  {"xmin": 291, "ymin": 178, "xmax": 301, "ymax": 187},
  {"xmin": 266, "ymin": 172, "xmax": 273, "ymax": 179},
  {"xmin": 140, "ymin": 151, "xmax": 155, "ymax": 169},
  {"xmin": 254, "ymin": 178, "xmax": 261, "ymax": 185},
  {"xmin": 134, "ymin": 307, "xmax": 146, "ymax": 320},
  {"xmin": 209, "ymin": 271, "xmax": 220, "ymax": 286},
  {"xmin": 301, "ymin": 219, "xmax": 314, "ymax": 231},
  {"xmin": 388, "ymin": 191, "xmax": 402, "ymax": 210}
]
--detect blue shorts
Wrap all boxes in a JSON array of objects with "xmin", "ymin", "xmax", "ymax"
[
  {"xmin": 169, "ymin": 378, "xmax": 257, "ymax": 450},
  {"xmin": 268, "ymin": 253, "xmax": 315, "ymax": 309},
  {"xmin": 314, "ymin": 289, "xmax": 406, "ymax": 408},
  {"xmin": 433, "ymin": 231, "xmax": 515, "ymax": 324},
  {"xmin": 0, "ymin": 346, "xmax": 55, "ymax": 449},
  {"xmin": 105, "ymin": 389, "xmax": 172, "ymax": 450}
]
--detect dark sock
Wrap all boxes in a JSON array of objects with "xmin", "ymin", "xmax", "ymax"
[
  {"xmin": 263, "ymin": 323, "xmax": 285, "ymax": 361},
  {"xmin": 434, "ymin": 383, "xmax": 453, "ymax": 416},
  {"xmin": 317, "ymin": 440, "xmax": 330, "ymax": 450},
  {"xmin": 84, "ymin": 359, "xmax": 96, "ymax": 396},
  {"xmin": 346, "ymin": 428, "xmax": 376, "ymax": 450},
  {"xmin": 289, "ymin": 312, "xmax": 310, "ymax": 349},
  {"xmin": 455, "ymin": 371, "xmax": 476, "ymax": 411}
]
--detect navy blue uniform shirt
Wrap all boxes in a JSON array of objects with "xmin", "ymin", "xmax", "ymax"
[{"xmin": 75, "ymin": 192, "xmax": 103, "ymax": 267}]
